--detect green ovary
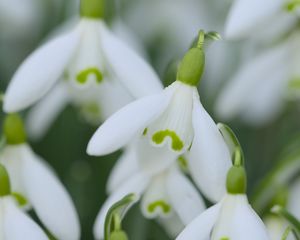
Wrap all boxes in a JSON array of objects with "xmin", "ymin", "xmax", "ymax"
[
  {"xmin": 76, "ymin": 67, "xmax": 103, "ymax": 84},
  {"xmin": 147, "ymin": 200, "xmax": 171, "ymax": 214},
  {"xmin": 152, "ymin": 130, "xmax": 184, "ymax": 151}
]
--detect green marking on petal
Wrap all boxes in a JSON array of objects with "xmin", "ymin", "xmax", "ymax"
[
  {"xmin": 76, "ymin": 67, "xmax": 103, "ymax": 84},
  {"xmin": 220, "ymin": 237, "xmax": 230, "ymax": 240},
  {"xmin": 147, "ymin": 200, "xmax": 171, "ymax": 214},
  {"xmin": 11, "ymin": 192, "xmax": 28, "ymax": 206},
  {"xmin": 152, "ymin": 130, "xmax": 184, "ymax": 151},
  {"xmin": 0, "ymin": 164, "xmax": 10, "ymax": 197},
  {"xmin": 142, "ymin": 128, "xmax": 148, "ymax": 136},
  {"xmin": 288, "ymin": 77, "xmax": 300, "ymax": 90},
  {"xmin": 178, "ymin": 155, "xmax": 188, "ymax": 172}
]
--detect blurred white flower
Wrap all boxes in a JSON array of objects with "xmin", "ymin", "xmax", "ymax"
[
  {"xmin": 215, "ymin": 32, "xmax": 300, "ymax": 125},
  {"xmin": 0, "ymin": 114, "xmax": 80, "ymax": 240},
  {"xmin": 0, "ymin": 163, "xmax": 49, "ymax": 240},
  {"xmin": 4, "ymin": 3, "xmax": 162, "ymax": 139},
  {"xmin": 93, "ymin": 138, "xmax": 206, "ymax": 239},
  {"xmin": 123, "ymin": 0, "xmax": 214, "ymax": 71},
  {"xmin": 225, "ymin": 0, "xmax": 297, "ymax": 40}
]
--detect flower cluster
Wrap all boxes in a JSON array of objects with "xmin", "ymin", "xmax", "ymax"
[{"xmin": 1, "ymin": 0, "xmax": 300, "ymax": 239}]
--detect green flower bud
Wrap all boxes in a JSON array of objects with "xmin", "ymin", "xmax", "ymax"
[
  {"xmin": 80, "ymin": 0, "xmax": 104, "ymax": 19},
  {"xmin": 110, "ymin": 231, "xmax": 128, "ymax": 240},
  {"xmin": 177, "ymin": 30, "xmax": 205, "ymax": 86},
  {"xmin": 226, "ymin": 165, "xmax": 247, "ymax": 194},
  {"xmin": 0, "ymin": 164, "xmax": 11, "ymax": 197},
  {"xmin": 3, "ymin": 114, "xmax": 26, "ymax": 145}
]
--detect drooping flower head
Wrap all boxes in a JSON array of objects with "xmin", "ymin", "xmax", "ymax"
[
  {"xmin": 0, "ymin": 163, "xmax": 49, "ymax": 239},
  {"xmin": 88, "ymin": 30, "xmax": 232, "ymax": 203},
  {"xmin": 0, "ymin": 114, "xmax": 81, "ymax": 240},
  {"xmin": 176, "ymin": 150, "xmax": 271, "ymax": 240},
  {"xmin": 4, "ymin": 0, "xmax": 162, "ymax": 139}
]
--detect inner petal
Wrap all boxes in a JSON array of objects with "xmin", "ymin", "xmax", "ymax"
[
  {"xmin": 147, "ymin": 82, "xmax": 194, "ymax": 154},
  {"xmin": 66, "ymin": 20, "xmax": 105, "ymax": 89},
  {"xmin": 141, "ymin": 173, "xmax": 172, "ymax": 219}
]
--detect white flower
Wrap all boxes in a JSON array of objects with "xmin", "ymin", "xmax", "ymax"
[
  {"xmin": 88, "ymin": 79, "xmax": 231, "ymax": 199},
  {"xmin": 93, "ymin": 138, "xmax": 206, "ymax": 240},
  {"xmin": 0, "ymin": 163, "xmax": 49, "ymax": 239},
  {"xmin": 3, "ymin": 1, "xmax": 162, "ymax": 137},
  {"xmin": 0, "ymin": 144, "xmax": 81, "ymax": 240},
  {"xmin": 0, "ymin": 196, "xmax": 50, "ymax": 239},
  {"xmin": 225, "ymin": 0, "xmax": 297, "ymax": 40},
  {"xmin": 177, "ymin": 193, "xmax": 270, "ymax": 240},
  {"xmin": 177, "ymin": 162, "xmax": 270, "ymax": 240},
  {"xmin": 88, "ymin": 33, "xmax": 232, "ymax": 202},
  {"xmin": 215, "ymin": 32, "xmax": 300, "ymax": 126}
]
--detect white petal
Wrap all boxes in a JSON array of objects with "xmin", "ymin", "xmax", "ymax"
[
  {"xmin": 100, "ymin": 23, "xmax": 163, "ymax": 98},
  {"xmin": 3, "ymin": 27, "xmax": 80, "ymax": 112},
  {"xmin": 141, "ymin": 173, "xmax": 172, "ymax": 219},
  {"xmin": 230, "ymin": 196, "xmax": 269, "ymax": 240},
  {"xmin": 176, "ymin": 203, "xmax": 221, "ymax": 240},
  {"xmin": 94, "ymin": 173, "xmax": 150, "ymax": 240},
  {"xmin": 147, "ymin": 81, "xmax": 194, "ymax": 154},
  {"xmin": 26, "ymin": 82, "xmax": 70, "ymax": 140},
  {"xmin": 225, "ymin": 0, "xmax": 283, "ymax": 39},
  {"xmin": 87, "ymin": 91, "xmax": 172, "ymax": 156},
  {"xmin": 136, "ymin": 136, "xmax": 178, "ymax": 175},
  {"xmin": 166, "ymin": 166, "xmax": 206, "ymax": 225},
  {"xmin": 106, "ymin": 143, "xmax": 139, "ymax": 194},
  {"xmin": 158, "ymin": 213, "xmax": 185, "ymax": 238},
  {"xmin": 215, "ymin": 42, "xmax": 290, "ymax": 125},
  {"xmin": 3, "ymin": 197, "xmax": 48, "ymax": 240},
  {"xmin": 0, "ymin": 145, "xmax": 28, "ymax": 199},
  {"xmin": 189, "ymin": 92, "xmax": 231, "ymax": 202},
  {"xmin": 22, "ymin": 148, "xmax": 80, "ymax": 240}
]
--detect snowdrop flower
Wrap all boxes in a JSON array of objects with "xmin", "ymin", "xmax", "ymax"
[
  {"xmin": 4, "ymin": 0, "xmax": 162, "ymax": 138},
  {"xmin": 0, "ymin": 163, "xmax": 49, "ymax": 240},
  {"xmin": 93, "ymin": 137, "xmax": 206, "ymax": 239},
  {"xmin": 176, "ymin": 157, "xmax": 270, "ymax": 240},
  {"xmin": 215, "ymin": 32, "xmax": 300, "ymax": 126},
  {"xmin": 225, "ymin": 0, "xmax": 297, "ymax": 40},
  {"xmin": 88, "ymin": 31, "xmax": 232, "ymax": 202},
  {"xmin": 0, "ymin": 114, "xmax": 80, "ymax": 240}
]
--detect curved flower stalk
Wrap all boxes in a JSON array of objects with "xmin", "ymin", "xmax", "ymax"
[
  {"xmin": 215, "ymin": 32, "xmax": 300, "ymax": 126},
  {"xmin": 265, "ymin": 216, "xmax": 296, "ymax": 240},
  {"xmin": 4, "ymin": 0, "xmax": 162, "ymax": 139},
  {"xmin": 88, "ymin": 30, "xmax": 232, "ymax": 202},
  {"xmin": 93, "ymin": 137, "xmax": 206, "ymax": 240},
  {"xmin": 225, "ymin": 0, "xmax": 297, "ymax": 40},
  {"xmin": 0, "ymin": 163, "xmax": 49, "ymax": 240},
  {"xmin": 0, "ymin": 114, "xmax": 80, "ymax": 240},
  {"xmin": 176, "ymin": 152, "xmax": 271, "ymax": 240}
]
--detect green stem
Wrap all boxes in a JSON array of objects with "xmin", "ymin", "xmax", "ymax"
[
  {"xmin": 104, "ymin": 194, "xmax": 137, "ymax": 240},
  {"xmin": 272, "ymin": 205, "xmax": 300, "ymax": 234}
]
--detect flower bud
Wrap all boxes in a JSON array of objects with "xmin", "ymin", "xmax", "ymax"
[{"xmin": 3, "ymin": 114, "xmax": 26, "ymax": 145}]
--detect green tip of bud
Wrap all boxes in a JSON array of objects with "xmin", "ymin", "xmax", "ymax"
[
  {"xmin": 0, "ymin": 164, "xmax": 11, "ymax": 197},
  {"xmin": 3, "ymin": 114, "xmax": 27, "ymax": 145},
  {"xmin": 80, "ymin": 0, "xmax": 104, "ymax": 19},
  {"xmin": 177, "ymin": 30, "xmax": 206, "ymax": 86},
  {"xmin": 110, "ymin": 231, "xmax": 128, "ymax": 240},
  {"xmin": 226, "ymin": 162, "xmax": 247, "ymax": 194}
]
